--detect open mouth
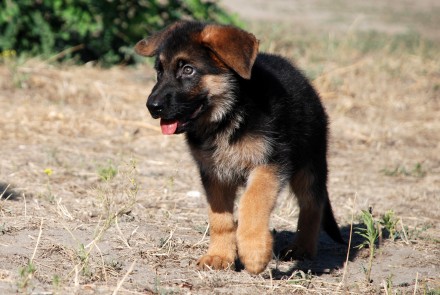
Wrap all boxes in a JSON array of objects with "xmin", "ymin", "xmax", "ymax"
[{"xmin": 159, "ymin": 104, "xmax": 203, "ymax": 135}]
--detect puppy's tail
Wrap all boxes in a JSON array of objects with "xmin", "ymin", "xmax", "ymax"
[{"xmin": 322, "ymin": 200, "xmax": 346, "ymax": 244}]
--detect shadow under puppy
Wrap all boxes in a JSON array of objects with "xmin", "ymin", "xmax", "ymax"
[{"xmin": 135, "ymin": 21, "xmax": 344, "ymax": 274}]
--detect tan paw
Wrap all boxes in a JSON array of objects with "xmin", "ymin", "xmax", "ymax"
[
  {"xmin": 197, "ymin": 255, "xmax": 234, "ymax": 270},
  {"xmin": 237, "ymin": 231, "xmax": 273, "ymax": 274}
]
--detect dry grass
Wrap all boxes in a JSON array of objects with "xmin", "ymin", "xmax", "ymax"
[{"xmin": 1, "ymin": 1, "xmax": 440, "ymax": 294}]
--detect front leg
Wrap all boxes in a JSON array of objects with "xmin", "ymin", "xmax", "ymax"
[
  {"xmin": 197, "ymin": 175, "xmax": 238, "ymax": 270},
  {"xmin": 237, "ymin": 165, "xmax": 281, "ymax": 274}
]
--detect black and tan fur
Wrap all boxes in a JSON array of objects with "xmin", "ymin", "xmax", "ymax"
[{"xmin": 135, "ymin": 21, "xmax": 344, "ymax": 274}]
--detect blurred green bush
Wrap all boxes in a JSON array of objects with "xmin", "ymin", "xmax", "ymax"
[{"xmin": 0, "ymin": 0, "xmax": 240, "ymax": 66}]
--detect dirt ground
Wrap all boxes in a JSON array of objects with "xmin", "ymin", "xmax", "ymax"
[{"xmin": 1, "ymin": 0, "xmax": 439, "ymax": 294}]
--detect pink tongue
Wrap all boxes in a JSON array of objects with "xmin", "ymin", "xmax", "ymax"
[{"xmin": 160, "ymin": 119, "xmax": 178, "ymax": 135}]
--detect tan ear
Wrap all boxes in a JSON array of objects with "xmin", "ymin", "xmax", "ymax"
[
  {"xmin": 201, "ymin": 25, "xmax": 259, "ymax": 79},
  {"xmin": 134, "ymin": 21, "xmax": 187, "ymax": 57}
]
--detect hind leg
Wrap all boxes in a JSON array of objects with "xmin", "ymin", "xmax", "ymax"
[{"xmin": 281, "ymin": 166, "xmax": 325, "ymax": 259}]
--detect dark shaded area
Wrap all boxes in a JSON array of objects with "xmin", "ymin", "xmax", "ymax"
[
  {"xmin": 233, "ymin": 224, "xmax": 366, "ymax": 276},
  {"xmin": 0, "ymin": 182, "xmax": 23, "ymax": 201},
  {"xmin": 270, "ymin": 224, "xmax": 365, "ymax": 278}
]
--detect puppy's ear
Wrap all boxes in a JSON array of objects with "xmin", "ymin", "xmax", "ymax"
[
  {"xmin": 201, "ymin": 25, "xmax": 259, "ymax": 79},
  {"xmin": 135, "ymin": 21, "xmax": 186, "ymax": 57}
]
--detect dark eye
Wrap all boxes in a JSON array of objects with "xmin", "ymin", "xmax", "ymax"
[
  {"xmin": 155, "ymin": 63, "xmax": 163, "ymax": 80},
  {"xmin": 182, "ymin": 65, "xmax": 194, "ymax": 76},
  {"xmin": 156, "ymin": 69, "xmax": 163, "ymax": 79}
]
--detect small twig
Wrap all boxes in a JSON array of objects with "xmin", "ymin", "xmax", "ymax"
[
  {"xmin": 62, "ymin": 222, "xmax": 81, "ymax": 245},
  {"xmin": 74, "ymin": 265, "xmax": 79, "ymax": 287},
  {"xmin": 31, "ymin": 218, "xmax": 44, "ymax": 263},
  {"xmin": 0, "ymin": 184, "xmax": 10, "ymax": 200},
  {"xmin": 46, "ymin": 44, "xmax": 85, "ymax": 62},
  {"xmin": 56, "ymin": 197, "xmax": 74, "ymax": 220},
  {"xmin": 112, "ymin": 260, "xmax": 136, "ymax": 295},
  {"xmin": 399, "ymin": 218, "xmax": 410, "ymax": 245},
  {"xmin": 383, "ymin": 280, "xmax": 389, "ymax": 295},
  {"xmin": 85, "ymin": 219, "xmax": 109, "ymax": 249},
  {"xmin": 268, "ymin": 267, "xmax": 274, "ymax": 291},
  {"xmin": 127, "ymin": 226, "xmax": 139, "ymax": 247},
  {"xmin": 94, "ymin": 242, "xmax": 108, "ymax": 284},
  {"xmin": 192, "ymin": 223, "xmax": 209, "ymax": 248},
  {"xmin": 115, "ymin": 216, "xmax": 131, "ymax": 249},
  {"xmin": 413, "ymin": 272, "xmax": 419, "ymax": 295},
  {"xmin": 339, "ymin": 194, "xmax": 357, "ymax": 290},
  {"xmin": 195, "ymin": 270, "xmax": 204, "ymax": 280},
  {"xmin": 23, "ymin": 193, "xmax": 27, "ymax": 218},
  {"xmin": 0, "ymin": 184, "xmax": 13, "ymax": 217},
  {"xmin": 159, "ymin": 228, "xmax": 176, "ymax": 250}
]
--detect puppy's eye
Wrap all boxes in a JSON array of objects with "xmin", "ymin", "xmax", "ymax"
[
  {"xmin": 182, "ymin": 65, "xmax": 194, "ymax": 76},
  {"xmin": 156, "ymin": 70, "xmax": 163, "ymax": 79}
]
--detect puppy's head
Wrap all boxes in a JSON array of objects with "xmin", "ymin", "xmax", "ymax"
[{"xmin": 135, "ymin": 21, "xmax": 259, "ymax": 135}]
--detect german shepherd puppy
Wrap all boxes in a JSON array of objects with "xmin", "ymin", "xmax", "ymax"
[{"xmin": 135, "ymin": 21, "xmax": 344, "ymax": 274}]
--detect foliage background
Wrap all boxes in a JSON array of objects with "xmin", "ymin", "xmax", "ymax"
[{"xmin": 0, "ymin": 0, "xmax": 239, "ymax": 66}]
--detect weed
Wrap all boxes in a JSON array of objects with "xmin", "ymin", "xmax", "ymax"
[
  {"xmin": 287, "ymin": 270, "xmax": 313, "ymax": 287},
  {"xmin": 163, "ymin": 175, "xmax": 175, "ymax": 197},
  {"xmin": 381, "ymin": 162, "xmax": 427, "ymax": 178},
  {"xmin": 412, "ymin": 162, "xmax": 427, "ymax": 178},
  {"xmin": 384, "ymin": 274, "xmax": 394, "ymax": 294},
  {"xmin": 69, "ymin": 159, "xmax": 139, "ymax": 282},
  {"xmin": 43, "ymin": 168, "xmax": 53, "ymax": 177},
  {"xmin": 154, "ymin": 270, "xmax": 179, "ymax": 295},
  {"xmin": 380, "ymin": 210, "xmax": 399, "ymax": 241},
  {"xmin": 405, "ymin": 223, "xmax": 433, "ymax": 241},
  {"xmin": 18, "ymin": 261, "xmax": 36, "ymax": 291},
  {"xmin": 105, "ymin": 259, "xmax": 123, "ymax": 272},
  {"xmin": 1, "ymin": 52, "xmax": 30, "ymax": 88},
  {"xmin": 97, "ymin": 161, "xmax": 117, "ymax": 181},
  {"xmin": 52, "ymin": 274, "xmax": 61, "ymax": 288},
  {"xmin": 77, "ymin": 243, "xmax": 92, "ymax": 278},
  {"xmin": 18, "ymin": 218, "xmax": 44, "ymax": 291},
  {"xmin": 42, "ymin": 168, "xmax": 55, "ymax": 203},
  {"xmin": 95, "ymin": 160, "xmax": 138, "ymax": 235},
  {"xmin": 356, "ymin": 209, "xmax": 380, "ymax": 283},
  {"xmin": 156, "ymin": 227, "xmax": 176, "ymax": 256},
  {"xmin": 0, "ymin": 223, "xmax": 6, "ymax": 234},
  {"xmin": 426, "ymin": 289, "xmax": 440, "ymax": 295}
]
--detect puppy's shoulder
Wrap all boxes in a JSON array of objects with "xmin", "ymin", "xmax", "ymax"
[
  {"xmin": 251, "ymin": 53, "xmax": 308, "ymax": 88},
  {"xmin": 255, "ymin": 52, "xmax": 292, "ymax": 67}
]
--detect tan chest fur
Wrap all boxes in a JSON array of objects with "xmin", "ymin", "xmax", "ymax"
[{"xmin": 191, "ymin": 132, "xmax": 272, "ymax": 183}]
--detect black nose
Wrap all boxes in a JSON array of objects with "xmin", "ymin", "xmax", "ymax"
[
  {"xmin": 147, "ymin": 95, "xmax": 166, "ymax": 118},
  {"xmin": 147, "ymin": 93, "xmax": 173, "ymax": 118},
  {"xmin": 147, "ymin": 100, "xmax": 162, "ymax": 118}
]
